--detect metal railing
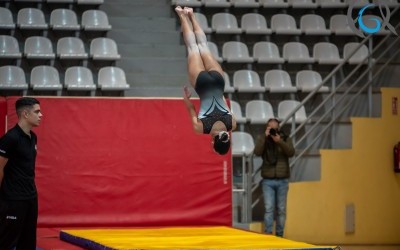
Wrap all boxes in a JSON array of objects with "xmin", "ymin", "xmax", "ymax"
[
  {"xmin": 280, "ymin": 7, "xmax": 400, "ymax": 167},
  {"xmin": 250, "ymin": 7, "xmax": 400, "ymax": 211}
]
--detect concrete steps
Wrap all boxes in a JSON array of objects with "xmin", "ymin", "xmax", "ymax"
[
  {"xmin": 117, "ymin": 58, "xmax": 186, "ymax": 74},
  {"xmin": 118, "ymin": 44, "xmax": 186, "ymax": 58},
  {"xmin": 102, "ymin": 0, "xmax": 186, "ymax": 97},
  {"xmin": 108, "ymin": 29, "xmax": 181, "ymax": 44}
]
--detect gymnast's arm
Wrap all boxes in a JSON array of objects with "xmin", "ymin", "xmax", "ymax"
[
  {"xmin": 183, "ymin": 86, "xmax": 203, "ymax": 134},
  {"xmin": 222, "ymin": 96, "xmax": 237, "ymax": 131},
  {"xmin": 231, "ymin": 116, "xmax": 237, "ymax": 131},
  {"xmin": 0, "ymin": 156, "xmax": 8, "ymax": 187}
]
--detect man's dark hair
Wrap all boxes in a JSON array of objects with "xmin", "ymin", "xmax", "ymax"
[
  {"xmin": 213, "ymin": 132, "xmax": 230, "ymax": 155},
  {"xmin": 15, "ymin": 97, "xmax": 40, "ymax": 118}
]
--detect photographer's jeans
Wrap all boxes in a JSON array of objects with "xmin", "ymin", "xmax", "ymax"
[{"xmin": 262, "ymin": 178, "xmax": 289, "ymax": 237}]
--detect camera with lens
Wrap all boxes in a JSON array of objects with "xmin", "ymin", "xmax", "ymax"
[{"xmin": 269, "ymin": 128, "xmax": 278, "ymax": 136}]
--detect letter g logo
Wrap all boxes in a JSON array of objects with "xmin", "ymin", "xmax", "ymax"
[
  {"xmin": 358, "ymin": 4, "xmax": 381, "ymax": 34},
  {"xmin": 347, "ymin": 0, "xmax": 398, "ymax": 38}
]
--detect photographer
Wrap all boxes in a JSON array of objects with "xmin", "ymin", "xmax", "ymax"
[{"xmin": 254, "ymin": 118, "xmax": 295, "ymax": 237}]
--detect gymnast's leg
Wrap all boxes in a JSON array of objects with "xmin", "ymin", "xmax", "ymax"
[
  {"xmin": 186, "ymin": 7, "xmax": 223, "ymax": 76},
  {"xmin": 175, "ymin": 6, "xmax": 205, "ymax": 88}
]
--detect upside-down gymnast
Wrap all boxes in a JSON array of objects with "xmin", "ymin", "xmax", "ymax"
[{"xmin": 176, "ymin": 6, "xmax": 237, "ymax": 155}]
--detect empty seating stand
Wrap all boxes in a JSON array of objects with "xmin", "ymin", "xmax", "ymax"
[{"xmin": 0, "ymin": 0, "xmax": 127, "ymax": 97}]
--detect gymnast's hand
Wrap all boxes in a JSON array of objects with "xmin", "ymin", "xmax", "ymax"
[{"xmin": 183, "ymin": 85, "xmax": 192, "ymax": 100}]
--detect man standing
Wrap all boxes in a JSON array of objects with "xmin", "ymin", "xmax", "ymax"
[
  {"xmin": 254, "ymin": 118, "xmax": 294, "ymax": 237},
  {"xmin": 0, "ymin": 97, "xmax": 43, "ymax": 249}
]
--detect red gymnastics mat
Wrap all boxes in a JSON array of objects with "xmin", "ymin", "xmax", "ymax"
[{"xmin": 5, "ymin": 97, "xmax": 232, "ymax": 228}]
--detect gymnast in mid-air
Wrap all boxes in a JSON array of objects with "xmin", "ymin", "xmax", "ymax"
[{"xmin": 175, "ymin": 6, "xmax": 237, "ymax": 155}]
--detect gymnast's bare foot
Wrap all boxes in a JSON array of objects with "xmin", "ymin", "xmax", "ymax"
[
  {"xmin": 175, "ymin": 6, "xmax": 185, "ymax": 17},
  {"xmin": 184, "ymin": 7, "xmax": 193, "ymax": 16}
]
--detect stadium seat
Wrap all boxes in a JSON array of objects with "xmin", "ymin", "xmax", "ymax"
[
  {"xmin": 175, "ymin": 0, "xmax": 202, "ymax": 7},
  {"xmin": 296, "ymin": 70, "xmax": 330, "ymax": 93},
  {"xmin": 233, "ymin": 70, "xmax": 266, "ymax": 93},
  {"xmin": 0, "ymin": 7, "xmax": 16, "ymax": 30},
  {"xmin": 208, "ymin": 41, "xmax": 223, "ymax": 63},
  {"xmin": 313, "ymin": 42, "xmax": 343, "ymax": 64},
  {"xmin": 50, "ymin": 9, "xmax": 80, "ymax": 31},
  {"xmin": 82, "ymin": 10, "xmax": 112, "ymax": 31},
  {"xmin": 212, "ymin": 13, "xmax": 242, "ymax": 34},
  {"xmin": 0, "ymin": 35, "xmax": 22, "ymax": 59},
  {"xmin": 17, "ymin": 8, "xmax": 48, "ymax": 30},
  {"xmin": 57, "ymin": 37, "xmax": 88, "ymax": 59},
  {"xmin": 194, "ymin": 12, "xmax": 212, "ymax": 33},
  {"xmin": 30, "ymin": 65, "xmax": 63, "ymax": 91},
  {"xmin": 90, "ymin": 37, "xmax": 121, "ymax": 60},
  {"xmin": 259, "ymin": 0, "xmax": 289, "ymax": 8},
  {"xmin": 283, "ymin": 42, "xmax": 314, "ymax": 63},
  {"xmin": 330, "ymin": 14, "xmax": 354, "ymax": 35},
  {"xmin": 230, "ymin": 100, "xmax": 247, "ymax": 124},
  {"xmin": 278, "ymin": 100, "xmax": 308, "ymax": 124},
  {"xmin": 253, "ymin": 41, "xmax": 284, "ymax": 64},
  {"xmin": 300, "ymin": 14, "xmax": 331, "ymax": 35},
  {"xmin": 231, "ymin": 0, "xmax": 260, "ymax": 8},
  {"xmin": 246, "ymin": 100, "xmax": 274, "ymax": 124},
  {"xmin": 223, "ymin": 72, "xmax": 235, "ymax": 93},
  {"xmin": 288, "ymin": 0, "xmax": 317, "ymax": 8},
  {"xmin": 65, "ymin": 66, "xmax": 96, "ymax": 90},
  {"xmin": 241, "ymin": 13, "xmax": 272, "ymax": 35},
  {"xmin": 98, "ymin": 66, "xmax": 130, "ymax": 91},
  {"xmin": 0, "ymin": 65, "xmax": 28, "ymax": 90},
  {"xmin": 264, "ymin": 69, "xmax": 297, "ymax": 93},
  {"xmin": 24, "ymin": 36, "xmax": 56, "ymax": 59},
  {"xmin": 232, "ymin": 131, "xmax": 254, "ymax": 156},
  {"xmin": 343, "ymin": 42, "xmax": 370, "ymax": 64},
  {"xmin": 222, "ymin": 41, "xmax": 253, "ymax": 63},
  {"xmin": 203, "ymin": 0, "xmax": 231, "ymax": 8},
  {"xmin": 317, "ymin": 0, "xmax": 347, "ymax": 8},
  {"xmin": 271, "ymin": 14, "xmax": 301, "ymax": 35},
  {"xmin": 77, "ymin": 0, "xmax": 104, "ymax": 5}
]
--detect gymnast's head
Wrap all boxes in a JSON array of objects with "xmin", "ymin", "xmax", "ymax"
[{"xmin": 212, "ymin": 131, "xmax": 230, "ymax": 155}]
